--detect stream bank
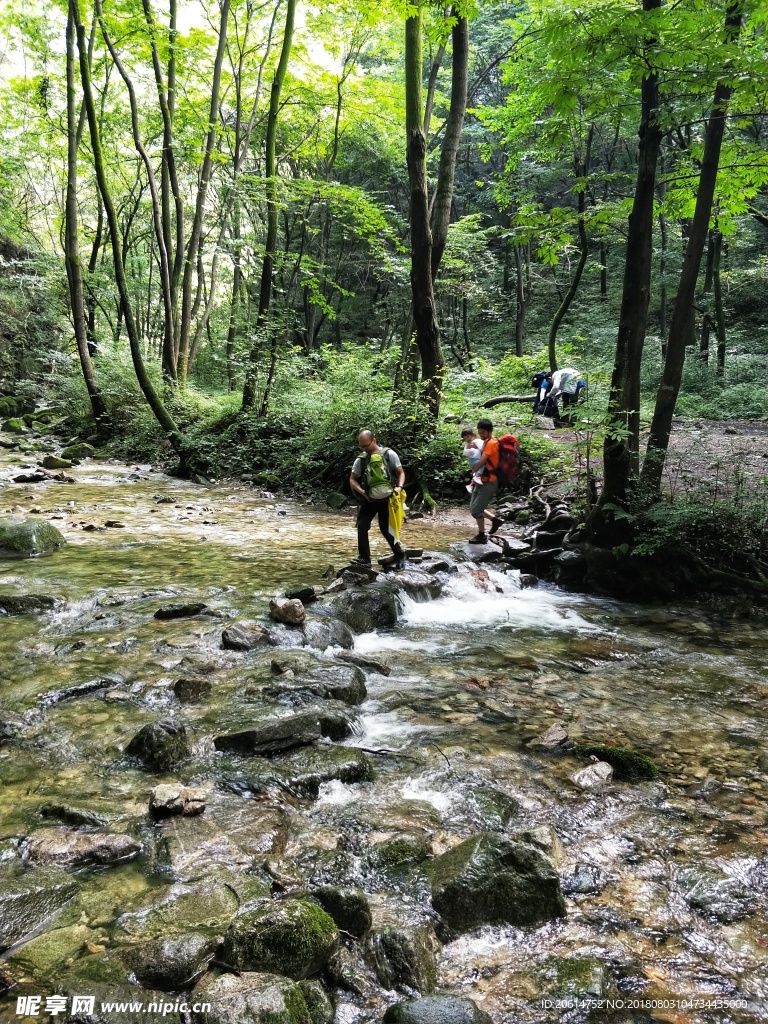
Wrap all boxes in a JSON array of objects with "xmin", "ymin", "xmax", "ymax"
[{"xmin": 1, "ymin": 446, "xmax": 767, "ymax": 1024}]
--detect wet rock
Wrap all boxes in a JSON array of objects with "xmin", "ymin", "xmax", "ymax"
[
  {"xmin": 153, "ymin": 494, "xmax": 176, "ymax": 504},
  {"xmin": 114, "ymin": 877, "xmax": 242, "ymax": 940},
  {"xmin": 38, "ymin": 676, "xmax": 118, "ymax": 707},
  {"xmin": 678, "ymin": 866, "xmax": 756, "ymax": 923},
  {"xmin": 270, "ymin": 597, "xmax": 306, "ymax": 625},
  {"xmin": 313, "ymin": 886, "xmax": 372, "ymax": 938},
  {"xmin": 0, "ymin": 516, "xmax": 66, "ymax": 558},
  {"xmin": 0, "ymin": 720, "xmax": 18, "ymax": 744},
  {"xmin": 126, "ymin": 720, "xmax": 189, "ymax": 771},
  {"xmin": 332, "ymin": 588, "xmax": 399, "ymax": 633},
  {"xmin": 370, "ymin": 835, "xmax": 430, "ymax": 870},
  {"xmin": 266, "ymin": 745, "xmax": 374, "ymax": 798},
  {"xmin": 469, "ymin": 787, "xmax": 520, "ymax": 831},
  {"xmin": 389, "ymin": 570, "xmax": 443, "ymax": 601},
  {"xmin": 39, "ymin": 804, "xmax": 107, "ymax": 828},
  {"xmin": 366, "ymin": 916, "xmax": 439, "ymax": 995},
  {"xmin": 268, "ymin": 623, "xmax": 309, "ymax": 648},
  {"xmin": 213, "ymin": 711, "xmax": 321, "ymax": 756},
  {"xmin": 519, "ymin": 574, "xmax": 538, "ymax": 587},
  {"xmin": 2, "ymin": 416, "xmax": 26, "ymax": 432},
  {"xmin": 324, "ymin": 946, "xmax": 377, "ymax": 996},
  {"xmin": 562, "ymin": 864, "xmax": 604, "ymax": 895},
  {"xmin": 271, "ymin": 651, "xmax": 321, "ymax": 675},
  {"xmin": 303, "ymin": 665, "xmax": 367, "ymax": 705},
  {"xmin": 430, "ymin": 833, "xmax": 566, "ymax": 933},
  {"xmin": 12, "ymin": 471, "xmax": 49, "ymax": 484},
  {"xmin": 149, "ymin": 784, "xmax": 207, "ymax": 820},
  {"xmin": 22, "ymin": 829, "xmax": 141, "ymax": 868},
  {"xmin": 173, "ymin": 676, "xmax": 212, "ymax": 702},
  {"xmin": 318, "ymin": 705, "xmax": 358, "ymax": 741},
  {"xmin": 0, "ymin": 594, "xmax": 58, "ymax": 615},
  {"xmin": 383, "ymin": 996, "xmax": 494, "ymax": 1024},
  {"xmin": 303, "ymin": 617, "xmax": 355, "ymax": 650},
  {"xmin": 154, "ymin": 602, "xmax": 209, "ymax": 620},
  {"xmin": 61, "ymin": 442, "xmax": 95, "ymax": 460},
  {"xmin": 571, "ymin": 743, "xmax": 658, "ymax": 780},
  {"xmin": 41, "ymin": 455, "xmax": 73, "ymax": 470},
  {"xmin": 572, "ymin": 759, "xmax": 614, "ymax": 790},
  {"xmin": 221, "ymin": 898, "xmax": 339, "ymax": 978},
  {"xmin": 285, "ymin": 586, "xmax": 318, "ymax": 605},
  {"xmin": 337, "ymin": 650, "xmax": 391, "ymax": 675},
  {"xmin": 222, "ymin": 623, "xmax": 270, "ymax": 651},
  {"xmin": 0, "ymin": 867, "xmax": 78, "ymax": 949},
  {"xmin": 193, "ymin": 972, "xmax": 333, "ymax": 1024},
  {"xmin": 530, "ymin": 723, "xmax": 568, "ymax": 749},
  {"xmin": 118, "ymin": 931, "xmax": 214, "ymax": 990}
]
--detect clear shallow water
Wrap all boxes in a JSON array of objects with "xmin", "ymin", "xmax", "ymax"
[{"xmin": 1, "ymin": 451, "xmax": 767, "ymax": 1023}]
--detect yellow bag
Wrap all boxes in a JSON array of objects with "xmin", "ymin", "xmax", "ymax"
[{"xmin": 388, "ymin": 488, "xmax": 407, "ymax": 542}]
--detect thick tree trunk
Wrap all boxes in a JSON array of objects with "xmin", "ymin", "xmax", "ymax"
[
  {"xmin": 713, "ymin": 228, "xmax": 726, "ymax": 374},
  {"xmin": 547, "ymin": 126, "xmax": 593, "ymax": 371},
  {"xmin": 72, "ymin": 0, "xmax": 182, "ymax": 451},
  {"xmin": 405, "ymin": 11, "xmax": 443, "ymax": 418},
  {"xmin": 640, "ymin": 2, "xmax": 742, "ymax": 496},
  {"xmin": 64, "ymin": 10, "xmax": 108, "ymax": 429},
  {"xmin": 596, "ymin": 0, "xmax": 663, "ymax": 518},
  {"xmin": 242, "ymin": 0, "xmax": 298, "ymax": 411}
]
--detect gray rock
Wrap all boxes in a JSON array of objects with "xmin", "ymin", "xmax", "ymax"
[
  {"xmin": 366, "ymin": 918, "xmax": 439, "ymax": 995},
  {"xmin": 118, "ymin": 931, "xmax": 214, "ymax": 990},
  {"xmin": 430, "ymin": 833, "xmax": 566, "ymax": 933},
  {"xmin": 38, "ymin": 676, "xmax": 116, "ymax": 707},
  {"xmin": 0, "ymin": 594, "xmax": 59, "ymax": 615},
  {"xmin": 22, "ymin": 828, "xmax": 141, "ymax": 868},
  {"xmin": 126, "ymin": 720, "xmax": 189, "ymax": 771},
  {"xmin": 383, "ymin": 996, "xmax": 494, "ymax": 1024},
  {"xmin": 154, "ymin": 602, "xmax": 209, "ymax": 620},
  {"xmin": 389, "ymin": 570, "xmax": 443, "ymax": 601},
  {"xmin": 271, "ymin": 651, "xmax": 321, "ymax": 675},
  {"xmin": 324, "ymin": 946, "xmax": 377, "ymax": 997},
  {"xmin": 221, "ymin": 898, "xmax": 339, "ymax": 978},
  {"xmin": 313, "ymin": 886, "xmax": 372, "ymax": 938},
  {"xmin": 529, "ymin": 723, "xmax": 568, "ymax": 749},
  {"xmin": 39, "ymin": 804, "xmax": 107, "ymax": 828},
  {"xmin": 214, "ymin": 711, "xmax": 321, "ymax": 756},
  {"xmin": 303, "ymin": 665, "xmax": 367, "ymax": 705},
  {"xmin": 332, "ymin": 588, "xmax": 399, "ymax": 633},
  {"xmin": 337, "ymin": 650, "xmax": 391, "ymax": 675},
  {"xmin": 679, "ymin": 866, "xmax": 756, "ymax": 923},
  {"xmin": 303, "ymin": 617, "xmax": 355, "ymax": 650},
  {"xmin": 562, "ymin": 864, "xmax": 604, "ymax": 895},
  {"xmin": 222, "ymin": 624, "xmax": 270, "ymax": 651},
  {"xmin": 0, "ymin": 517, "xmax": 66, "ymax": 559},
  {"xmin": 149, "ymin": 784, "xmax": 208, "ymax": 820},
  {"xmin": 318, "ymin": 705, "xmax": 358, "ymax": 741},
  {"xmin": 0, "ymin": 867, "xmax": 78, "ymax": 949},
  {"xmin": 267, "ymin": 623, "xmax": 309, "ymax": 648},
  {"xmin": 571, "ymin": 759, "xmax": 613, "ymax": 790},
  {"xmin": 270, "ymin": 597, "xmax": 306, "ymax": 625},
  {"xmin": 193, "ymin": 972, "xmax": 333, "ymax": 1024},
  {"xmin": 256, "ymin": 745, "xmax": 374, "ymax": 799}
]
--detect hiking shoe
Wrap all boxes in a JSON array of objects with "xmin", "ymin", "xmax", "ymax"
[
  {"xmin": 349, "ymin": 556, "xmax": 372, "ymax": 567},
  {"xmin": 468, "ymin": 534, "xmax": 488, "ymax": 545},
  {"xmin": 489, "ymin": 516, "xmax": 504, "ymax": 536},
  {"xmin": 393, "ymin": 556, "xmax": 407, "ymax": 570}
]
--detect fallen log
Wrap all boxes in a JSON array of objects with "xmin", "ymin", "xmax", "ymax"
[{"xmin": 482, "ymin": 393, "xmax": 536, "ymax": 408}]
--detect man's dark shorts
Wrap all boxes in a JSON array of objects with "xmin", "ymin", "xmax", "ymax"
[{"xmin": 469, "ymin": 481, "xmax": 497, "ymax": 517}]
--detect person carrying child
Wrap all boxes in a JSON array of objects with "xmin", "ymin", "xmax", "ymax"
[{"xmin": 467, "ymin": 419, "xmax": 504, "ymax": 544}]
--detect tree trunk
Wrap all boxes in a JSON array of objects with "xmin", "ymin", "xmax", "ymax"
[
  {"xmin": 72, "ymin": 0, "xmax": 182, "ymax": 451},
  {"xmin": 513, "ymin": 242, "xmax": 530, "ymax": 357},
  {"xmin": 713, "ymin": 228, "xmax": 726, "ymax": 374},
  {"xmin": 640, "ymin": 1, "xmax": 742, "ymax": 496},
  {"xmin": 64, "ymin": 10, "xmax": 109, "ymax": 430},
  {"xmin": 242, "ymin": 0, "xmax": 298, "ymax": 411},
  {"xmin": 547, "ymin": 126, "xmax": 593, "ymax": 371},
  {"xmin": 596, "ymin": 0, "xmax": 663, "ymax": 518},
  {"xmin": 405, "ymin": 11, "xmax": 443, "ymax": 418}
]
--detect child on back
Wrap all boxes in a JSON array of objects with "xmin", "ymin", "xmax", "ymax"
[{"xmin": 461, "ymin": 427, "xmax": 485, "ymax": 492}]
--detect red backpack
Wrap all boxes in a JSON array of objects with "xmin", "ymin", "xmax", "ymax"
[{"xmin": 495, "ymin": 434, "xmax": 519, "ymax": 486}]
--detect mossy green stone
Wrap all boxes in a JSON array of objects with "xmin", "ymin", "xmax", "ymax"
[
  {"xmin": 61, "ymin": 442, "xmax": 96, "ymax": 460},
  {"xmin": 42, "ymin": 455, "xmax": 73, "ymax": 470},
  {"xmin": 221, "ymin": 898, "xmax": 339, "ymax": 979},
  {"xmin": 0, "ymin": 517, "xmax": 66, "ymax": 558},
  {"xmin": 193, "ymin": 972, "xmax": 333, "ymax": 1024},
  {"xmin": 3, "ymin": 417, "xmax": 26, "ymax": 432},
  {"xmin": 571, "ymin": 744, "xmax": 658, "ymax": 780}
]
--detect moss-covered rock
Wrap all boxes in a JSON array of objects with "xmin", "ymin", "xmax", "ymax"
[
  {"xmin": 0, "ymin": 517, "xmax": 66, "ymax": 558},
  {"xmin": 383, "ymin": 996, "xmax": 494, "ymax": 1024},
  {"xmin": 3, "ymin": 417, "xmax": 26, "ymax": 432},
  {"xmin": 366, "ymin": 919, "xmax": 439, "ymax": 995},
  {"xmin": 221, "ymin": 898, "xmax": 339, "ymax": 979},
  {"xmin": 312, "ymin": 886, "xmax": 372, "ymax": 938},
  {"xmin": 61, "ymin": 442, "xmax": 96, "ymax": 460},
  {"xmin": 125, "ymin": 720, "xmax": 188, "ymax": 771},
  {"xmin": 117, "ymin": 931, "xmax": 215, "ymax": 990},
  {"xmin": 0, "ymin": 866, "xmax": 78, "ymax": 949},
  {"xmin": 193, "ymin": 971, "xmax": 333, "ymax": 1024},
  {"xmin": 370, "ymin": 835, "xmax": 430, "ymax": 871},
  {"xmin": 42, "ymin": 455, "xmax": 73, "ymax": 470},
  {"xmin": 571, "ymin": 744, "xmax": 658, "ymax": 780},
  {"xmin": 0, "ymin": 593, "xmax": 59, "ymax": 615},
  {"xmin": 114, "ymin": 879, "xmax": 242, "ymax": 941},
  {"xmin": 429, "ymin": 833, "xmax": 566, "ymax": 933}
]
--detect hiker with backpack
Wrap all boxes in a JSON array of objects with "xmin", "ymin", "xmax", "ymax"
[
  {"xmin": 467, "ymin": 419, "xmax": 520, "ymax": 545},
  {"xmin": 349, "ymin": 429, "xmax": 407, "ymax": 569}
]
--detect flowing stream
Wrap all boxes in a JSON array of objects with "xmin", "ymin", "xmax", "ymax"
[{"xmin": 1, "ymin": 450, "xmax": 767, "ymax": 1024}]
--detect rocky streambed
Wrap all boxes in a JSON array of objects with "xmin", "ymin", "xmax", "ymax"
[{"xmin": 1, "ymin": 447, "xmax": 767, "ymax": 1024}]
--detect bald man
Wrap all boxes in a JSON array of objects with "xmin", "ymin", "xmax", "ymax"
[{"xmin": 349, "ymin": 429, "xmax": 406, "ymax": 568}]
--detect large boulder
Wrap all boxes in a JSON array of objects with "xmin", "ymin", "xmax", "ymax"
[
  {"xmin": 383, "ymin": 997, "xmax": 494, "ymax": 1024},
  {"xmin": 61, "ymin": 442, "xmax": 95, "ymax": 460},
  {"xmin": 126, "ymin": 721, "xmax": 189, "ymax": 771},
  {"xmin": 0, "ymin": 867, "xmax": 78, "ymax": 949},
  {"xmin": 312, "ymin": 886, "xmax": 371, "ymax": 938},
  {"xmin": 303, "ymin": 617, "xmax": 354, "ymax": 650},
  {"xmin": 366, "ymin": 918, "xmax": 439, "ymax": 995},
  {"xmin": 193, "ymin": 972, "xmax": 333, "ymax": 1024},
  {"xmin": 303, "ymin": 665, "xmax": 367, "ymax": 705},
  {"xmin": 332, "ymin": 588, "xmax": 399, "ymax": 633},
  {"xmin": 117, "ymin": 931, "xmax": 215, "ymax": 991},
  {"xmin": 41, "ymin": 455, "xmax": 73, "ymax": 470},
  {"xmin": 0, "ymin": 517, "xmax": 66, "ymax": 559},
  {"xmin": 220, "ymin": 898, "xmax": 339, "ymax": 978},
  {"xmin": 22, "ymin": 829, "xmax": 141, "ymax": 868},
  {"xmin": 389, "ymin": 570, "xmax": 443, "ymax": 601},
  {"xmin": 430, "ymin": 833, "xmax": 566, "ymax": 933},
  {"xmin": 222, "ymin": 624, "xmax": 270, "ymax": 651},
  {"xmin": 213, "ymin": 711, "xmax": 321, "ymax": 756}
]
